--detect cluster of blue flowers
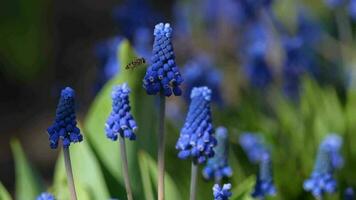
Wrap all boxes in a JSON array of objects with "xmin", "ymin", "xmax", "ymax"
[
  {"xmin": 203, "ymin": 127, "xmax": 232, "ymax": 181},
  {"xmin": 143, "ymin": 23, "xmax": 183, "ymax": 97},
  {"xmin": 239, "ymin": 133, "xmax": 269, "ymax": 163},
  {"xmin": 345, "ymin": 187, "xmax": 355, "ymax": 200},
  {"xmin": 303, "ymin": 134, "xmax": 343, "ymax": 198},
  {"xmin": 252, "ymin": 154, "xmax": 276, "ymax": 198},
  {"xmin": 36, "ymin": 192, "xmax": 55, "ymax": 200},
  {"xmin": 47, "ymin": 87, "xmax": 83, "ymax": 149},
  {"xmin": 176, "ymin": 86, "xmax": 217, "ymax": 164},
  {"xmin": 213, "ymin": 183, "xmax": 232, "ymax": 200},
  {"xmin": 105, "ymin": 83, "xmax": 138, "ymax": 141}
]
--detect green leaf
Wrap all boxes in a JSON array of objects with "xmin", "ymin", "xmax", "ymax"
[
  {"xmin": 231, "ymin": 176, "xmax": 255, "ymax": 200},
  {"xmin": 138, "ymin": 151, "xmax": 182, "ymax": 200},
  {"xmin": 52, "ymin": 137, "xmax": 110, "ymax": 200},
  {"xmin": 0, "ymin": 182, "xmax": 12, "ymax": 200},
  {"xmin": 11, "ymin": 139, "xmax": 44, "ymax": 200}
]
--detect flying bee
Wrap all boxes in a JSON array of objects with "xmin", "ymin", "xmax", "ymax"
[{"xmin": 125, "ymin": 57, "xmax": 146, "ymax": 70}]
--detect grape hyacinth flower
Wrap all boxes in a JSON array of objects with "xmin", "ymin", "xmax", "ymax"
[
  {"xmin": 303, "ymin": 135, "xmax": 343, "ymax": 198},
  {"xmin": 252, "ymin": 154, "xmax": 276, "ymax": 198},
  {"xmin": 176, "ymin": 86, "xmax": 216, "ymax": 200},
  {"xmin": 213, "ymin": 183, "xmax": 232, "ymax": 200},
  {"xmin": 143, "ymin": 23, "xmax": 183, "ymax": 97},
  {"xmin": 37, "ymin": 192, "xmax": 55, "ymax": 200},
  {"xmin": 239, "ymin": 133, "xmax": 268, "ymax": 164},
  {"xmin": 47, "ymin": 87, "xmax": 82, "ymax": 200},
  {"xmin": 142, "ymin": 22, "xmax": 183, "ymax": 200},
  {"xmin": 176, "ymin": 87, "xmax": 216, "ymax": 164},
  {"xmin": 203, "ymin": 127, "xmax": 232, "ymax": 182},
  {"xmin": 105, "ymin": 83, "xmax": 137, "ymax": 200},
  {"xmin": 321, "ymin": 134, "xmax": 344, "ymax": 169},
  {"xmin": 349, "ymin": 0, "xmax": 356, "ymax": 20},
  {"xmin": 105, "ymin": 83, "xmax": 138, "ymax": 141},
  {"xmin": 344, "ymin": 187, "xmax": 355, "ymax": 200},
  {"xmin": 47, "ymin": 87, "xmax": 83, "ymax": 149}
]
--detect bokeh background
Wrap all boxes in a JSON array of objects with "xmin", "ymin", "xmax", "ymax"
[{"xmin": 1, "ymin": 0, "xmax": 356, "ymax": 199}]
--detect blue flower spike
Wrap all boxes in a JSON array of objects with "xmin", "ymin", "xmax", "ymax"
[
  {"xmin": 303, "ymin": 134, "xmax": 343, "ymax": 198},
  {"xmin": 203, "ymin": 127, "xmax": 232, "ymax": 181},
  {"xmin": 176, "ymin": 86, "xmax": 217, "ymax": 164},
  {"xmin": 252, "ymin": 153, "xmax": 277, "ymax": 198},
  {"xmin": 105, "ymin": 83, "xmax": 138, "ymax": 141},
  {"xmin": 213, "ymin": 183, "xmax": 232, "ymax": 200},
  {"xmin": 239, "ymin": 133, "xmax": 268, "ymax": 164},
  {"xmin": 36, "ymin": 192, "xmax": 56, "ymax": 200},
  {"xmin": 143, "ymin": 23, "xmax": 183, "ymax": 97},
  {"xmin": 47, "ymin": 87, "xmax": 83, "ymax": 149}
]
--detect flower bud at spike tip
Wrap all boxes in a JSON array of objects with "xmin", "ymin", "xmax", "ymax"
[
  {"xmin": 47, "ymin": 87, "xmax": 83, "ymax": 149},
  {"xmin": 105, "ymin": 83, "xmax": 138, "ymax": 141},
  {"xmin": 143, "ymin": 23, "xmax": 183, "ymax": 96},
  {"xmin": 176, "ymin": 86, "xmax": 216, "ymax": 164}
]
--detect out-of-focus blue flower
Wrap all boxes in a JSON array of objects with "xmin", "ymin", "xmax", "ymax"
[
  {"xmin": 203, "ymin": 127, "xmax": 232, "ymax": 181},
  {"xmin": 239, "ymin": 133, "xmax": 269, "ymax": 164},
  {"xmin": 237, "ymin": 0, "xmax": 274, "ymax": 22},
  {"xmin": 296, "ymin": 10, "xmax": 322, "ymax": 46},
  {"xmin": 182, "ymin": 55, "xmax": 223, "ymax": 104},
  {"xmin": 143, "ymin": 23, "xmax": 183, "ymax": 96},
  {"xmin": 243, "ymin": 22, "xmax": 273, "ymax": 89},
  {"xmin": 213, "ymin": 183, "xmax": 232, "ymax": 200},
  {"xmin": 252, "ymin": 154, "xmax": 276, "ymax": 198},
  {"xmin": 282, "ymin": 36, "xmax": 308, "ymax": 99},
  {"xmin": 95, "ymin": 36, "xmax": 122, "ymax": 90},
  {"xmin": 324, "ymin": 0, "xmax": 346, "ymax": 8},
  {"xmin": 105, "ymin": 83, "xmax": 138, "ymax": 141},
  {"xmin": 112, "ymin": 0, "xmax": 159, "ymax": 39},
  {"xmin": 176, "ymin": 87, "xmax": 217, "ymax": 164},
  {"xmin": 303, "ymin": 134, "xmax": 343, "ymax": 198},
  {"xmin": 36, "ymin": 192, "xmax": 55, "ymax": 200},
  {"xmin": 321, "ymin": 134, "xmax": 344, "ymax": 169},
  {"xmin": 349, "ymin": 0, "xmax": 356, "ymax": 19},
  {"xmin": 344, "ymin": 187, "xmax": 355, "ymax": 200},
  {"xmin": 173, "ymin": 1, "xmax": 192, "ymax": 37},
  {"xmin": 47, "ymin": 87, "xmax": 83, "ymax": 149},
  {"xmin": 133, "ymin": 27, "xmax": 151, "ymax": 59}
]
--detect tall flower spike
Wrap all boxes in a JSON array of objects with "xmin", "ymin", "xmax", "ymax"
[
  {"xmin": 321, "ymin": 134, "xmax": 344, "ymax": 169},
  {"xmin": 252, "ymin": 154, "xmax": 276, "ymax": 198},
  {"xmin": 105, "ymin": 83, "xmax": 138, "ymax": 141},
  {"xmin": 303, "ymin": 135, "xmax": 341, "ymax": 198},
  {"xmin": 176, "ymin": 86, "xmax": 217, "ymax": 164},
  {"xmin": 203, "ymin": 127, "xmax": 232, "ymax": 181},
  {"xmin": 143, "ymin": 23, "xmax": 183, "ymax": 96},
  {"xmin": 36, "ymin": 192, "xmax": 56, "ymax": 200},
  {"xmin": 47, "ymin": 87, "xmax": 83, "ymax": 149},
  {"xmin": 213, "ymin": 183, "xmax": 232, "ymax": 200},
  {"xmin": 239, "ymin": 133, "xmax": 268, "ymax": 164}
]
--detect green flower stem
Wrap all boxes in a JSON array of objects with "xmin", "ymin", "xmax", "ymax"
[
  {"xmin": 119, "ymin": 136, "xmax": 134, "ymax": 200},
  {"xmin": 189, "ymin": 162, "xmax": 198, "ymax": 200},
  {"xmin": 158, "ymin": 94, "xmax": 166, "ymax": 200},
  {"xmin": 63, "ymin": 147, "xmax": 78, "ymax": 200}
]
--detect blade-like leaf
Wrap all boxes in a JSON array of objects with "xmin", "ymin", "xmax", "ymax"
[
  {"xmin": 0, "ymin": 182, "xmax": 12, "ymax": 200},
  {"xmin": 11, "ymin": 139, "xmax": 44, "ymax": 200},
  {"xmin": 139, "ymin": 151, "xmax": 182, "ymax": 200}
]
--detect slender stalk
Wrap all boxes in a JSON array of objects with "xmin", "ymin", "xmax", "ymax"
[
  {"xmin": 158, "ymin": 94, "xmax": 166, "ymax": 200},
  {"xmin": 119, "ymin": 136, "xmax": 134, "ymax": 200},
  {"xmin": 63, "ymin": 147, "xmax": 78, "ymax": 200},
  {"xmin": 189, "ymin": 162, "xmax": 198, "ymax": 200}
]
